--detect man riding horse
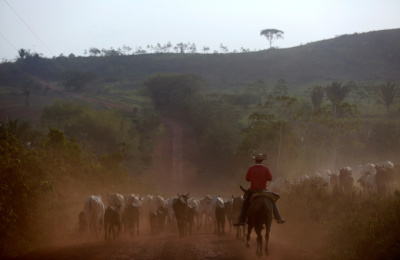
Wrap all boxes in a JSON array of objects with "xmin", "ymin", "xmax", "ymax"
[{"xmin": 233, "ymin": 153, "xmax": 286, "ymax": 226}]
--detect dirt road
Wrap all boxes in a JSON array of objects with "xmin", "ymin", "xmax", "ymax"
[{"xmin": 15, "ymin": 230, "xmax": 319, "ymax": 260}]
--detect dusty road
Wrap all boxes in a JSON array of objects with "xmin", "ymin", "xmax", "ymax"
[{"xmin": 14, "ymin": 230, "xmax": 319, "ymax": 260}]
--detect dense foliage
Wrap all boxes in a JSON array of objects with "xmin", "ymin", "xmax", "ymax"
[{"xmin": 0, "ymin": 110, "xmax": 160, "ymax": 257}]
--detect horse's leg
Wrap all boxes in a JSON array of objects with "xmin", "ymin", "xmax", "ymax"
[
  {"xmin": 265, "ymin": 211, "xmax": 273, "ymax": 255},
  {"xmin": 264, "ymin": 230, "xmax": 270, "ymax": 255},
  {"xmin": 246, "ymin": 223, "xmax": 252, "ymax": 248},
  {"xmin": 255, "ymin": 226, "xmax": 263, "ymax": 257}
]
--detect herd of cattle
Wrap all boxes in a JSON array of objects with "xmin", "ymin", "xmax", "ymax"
[
  {"xmin": 79, "ymin": 160, "xmax": 399, "ymax": 241},
  {"xmin": 79, "ymin": 192, "xmax": 245, "ymax": 241},
  {"xmin": 270, "ymin": 160, "xmax": 400, "ymax": 195}
]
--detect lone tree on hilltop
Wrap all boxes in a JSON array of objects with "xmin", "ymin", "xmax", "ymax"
[{"xmin": 260, "ymin": 29, "xmax": 284, "ymax": 49}]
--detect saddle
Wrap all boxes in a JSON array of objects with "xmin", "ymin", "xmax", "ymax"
[{"xmin": 249, "ymin": 190, "xmax": 280, "ymax": 203}]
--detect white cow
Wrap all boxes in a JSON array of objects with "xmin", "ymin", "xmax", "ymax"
[
  {"xmin": 358, "ymin": 172, "xmax": 376, "ymax": 192},
  {"xmin": 125, "ymin": 194, "xmax": 141, "ymax": 207},
  {"xmin": 166, "ymin": 197, "xmax": 177, "ymax": 224},
  {"xmin": 141, "ymin": 195, "xmax": 168, "ymax": 229},
  {"xmin": 232, "ymin": 195, "xmax": 245, "ymax": 241},
  {"xmin": 357, "ymin": 163, "xmax": 376, "ymax": 176},
  {"xmin": 207, "ymin": 196, "xmax": 225, "ymax": 234},
  {"xmin": 376, "ymin": 161, "xmax": 394, "ymax": 169},
  {"xmin": 187, "ymin": 197, "xmax": 201, "ymax": 229},
  {"xmin": 356, "ymin": 163, "xmax": 376, "ymax": 192},
  {"xmin": 375, "ymin": 161, "xmax": 395, "ymax": 193},
  {"xmin": 107, "ymin": 193, "xmax": 125, "ymax": 222},
  {"xmin": 269, "ymin": 177, "xmax": 291, "ymax": 193},
  {"xmin": 198, "ymin": 195, "xmax": 213, "ymax": 229},
  {"xmin": 84, "ymin": 195, "xmax": 105, "ymax": 239},
  {"xmin": 142, "ymin": 195, "xmax": 167, "ymax": 212}
]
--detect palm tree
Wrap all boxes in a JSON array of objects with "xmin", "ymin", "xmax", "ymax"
[
  {"xmin": 326, "ymin": 81, "xmax": 351, "ymax": 116},
  {"xmin": 310, "ymin": 85, "xmax": 324, "ymax": 109},
  {"xmin": 17, "ymin": 48, "xmax": 30, "ymax": 60},
  {"xmin": 4, "ymin": 117, "xmax": 31, "ymax": 139},
  {"xmin": 379, "ymin": 81, "xmax": 398, "ymax": 113}
]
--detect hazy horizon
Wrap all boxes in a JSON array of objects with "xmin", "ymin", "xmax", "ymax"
[{"xmin": 1, "ymin": 0, "xmax": 400, "ymax": 60}]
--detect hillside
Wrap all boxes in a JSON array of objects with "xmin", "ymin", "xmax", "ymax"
[{"xmin": 1, "ymin": 29, "xmax": 399, "ymax": 92}]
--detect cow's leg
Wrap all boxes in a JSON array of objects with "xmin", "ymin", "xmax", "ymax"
[
  {"xmin": 117, "ymin": 223, "xmax": 121, "ymax": 237},
  {"xmin": 104, "ymin": 223, "xmax": 107, "ymax": 240},
  {"xmin": 242, "ymin": 224, "xmax": 246, "ymax": 241},
  {"xmin": 95, "ymin": 222, "xmax": 99, "ymax": 239}
]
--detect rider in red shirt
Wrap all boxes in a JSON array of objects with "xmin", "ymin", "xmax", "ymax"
[
  {"xmin": 246, "ymin": 163, "xmax": 272, "ymax": 190},
  {"xmin": 233, "ymin": 153, "xmax": 286, "ymax": 226}
]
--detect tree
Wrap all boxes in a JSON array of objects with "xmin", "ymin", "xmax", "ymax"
[
  {"xmin": 247, "ymin": 79, "xmax": 268, "ymax": 104},
  {"xmin": 238, "ymin": 95, "xmax": 298, "ymax": 173},
  {"xmin": 378, "ymin": 81, "xmax": 398, "ymax": 113},
  {"xmin": 61, "ymin": 70, "xmax": 97, "ymax": 91},
  {"xmin": 310, "ymin": 85, "xmax": 324, "ymax": 109},
  {"xmin": 88, "ymin": 47, "xmax": 101, "ymax": 56},
  {"xmin": 326, "ymin": 81, "xmax": 351, "ymax": 116},
  {"xmin": 174, "ymin": 42, "xmax": 189, "ymax": 54},
  {"xmin": 189, "ymin": 43, "xmax": 197, "ymax": 53},
  {"xmin": 143, "ymin": 73, "xmax": 202, "ymax": 112},
  {"xmin": 272, "ymin": 79, "xmax": 288, "ymax": 96},
  {"xmin": 260, "ymin": 29, "xmax": 284, "ymax": 49},
  {"xmin": 17, "ymin": 48, "xmax": 30, "ymax": 60},
  {"xmin": 23, "ymin": 87, "xmax": 30, "ymax": 107},
  {"xmin": 121, "ymin": 45, "xmax": 132, "ymax": 55},
  {"xmin": 219, "ymin": 43, "xmax": 228, "ymax": 53}
]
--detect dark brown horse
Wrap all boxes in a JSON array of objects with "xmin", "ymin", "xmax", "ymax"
[{"xmin": 240, "ymin": 186, "xmax": 273, "ymax": 257}]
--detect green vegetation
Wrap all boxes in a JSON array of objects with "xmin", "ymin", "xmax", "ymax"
[
  {"xmin": 279, "ymin": 182, "xmax": 400, "ymax": 260},
  {"xmin": 0, "ymin": 122, "xmax": 157, "ymax": 257}
]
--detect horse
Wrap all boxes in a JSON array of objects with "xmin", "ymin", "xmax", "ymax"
[{"xmin": 240, "ymin": 186, "xmax": 274, "ymax": 257}]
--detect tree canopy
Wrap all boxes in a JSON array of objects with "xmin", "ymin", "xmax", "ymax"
[{"xmin": 260, "ymin": 29, "xmax": 284, "ymax": 49}]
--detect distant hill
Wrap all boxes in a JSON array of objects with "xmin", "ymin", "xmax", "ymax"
[{"xmin": 1, "ymin": 29, "xmax": 400, "ymax": 92}]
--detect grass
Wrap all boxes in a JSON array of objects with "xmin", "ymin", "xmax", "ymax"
[{"xmin": 278, "ymin": 181, "xmax": 400, "ymax": 260}]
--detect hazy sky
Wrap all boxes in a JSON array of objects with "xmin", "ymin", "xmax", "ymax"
[{"xmin": 1, "ymin": 0, "xmax": 399, "ymax": 60}]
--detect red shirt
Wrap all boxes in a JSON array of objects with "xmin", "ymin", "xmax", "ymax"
[{"xmin": 246, "ymin": 164, "xmax": 272, "ymax": 191}]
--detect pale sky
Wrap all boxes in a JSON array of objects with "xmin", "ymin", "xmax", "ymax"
[{"xmin": 1, "ymin": 0, "xmax": 399, "ymax": 61}]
